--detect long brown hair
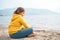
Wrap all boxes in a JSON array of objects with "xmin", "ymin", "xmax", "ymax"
[{"xmin": 14, "ymin": 7, "xmax": 25, "ymax": 14}]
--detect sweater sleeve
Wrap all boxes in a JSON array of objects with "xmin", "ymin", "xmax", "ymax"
[{"xmin": 19, "ymin": 16, "xmax": 30, "ymax": 28}]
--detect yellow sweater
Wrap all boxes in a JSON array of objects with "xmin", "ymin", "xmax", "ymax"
[{"xmin": 8, "ymin": 14, "xmax": 29, "ymax": 34}]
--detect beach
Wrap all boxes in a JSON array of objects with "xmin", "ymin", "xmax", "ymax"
[
  {"xmin": 0, "ymin": 27, "xmax": 60, "ymax": 40},
  {"xmin": 0, "ymin": 15, "xmax": 60, "ymax": 40}
]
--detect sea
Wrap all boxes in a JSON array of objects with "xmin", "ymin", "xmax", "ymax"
[{"xmin": 0, "ymin": 15, "xmax": 60, "ymax": 30}]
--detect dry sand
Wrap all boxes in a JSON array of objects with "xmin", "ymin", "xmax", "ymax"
[{"xmin": 0, "ymin": 28, "xmax": 60, "ymax": 40}]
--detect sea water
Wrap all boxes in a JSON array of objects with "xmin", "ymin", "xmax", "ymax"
[{"xmin": 0, "ymin": 15, "xmax": 60, "ymax": 30}]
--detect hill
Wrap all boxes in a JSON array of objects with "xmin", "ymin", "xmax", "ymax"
[{"xmin": 0, "ymin": 8, "xmax": 59, "ymax": 16}]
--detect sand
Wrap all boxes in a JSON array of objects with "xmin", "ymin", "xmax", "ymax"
[{"xmin": 0, "ymin": 28, "xmax": 60, "ymax": 40}]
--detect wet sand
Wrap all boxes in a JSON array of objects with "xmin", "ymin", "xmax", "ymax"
[{"xmin": 0, "ymin": 28, "xmax": 60, "ymax": 40}]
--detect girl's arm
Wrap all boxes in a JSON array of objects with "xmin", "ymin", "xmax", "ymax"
[{"xmin": 19, "ymin": 16, "xmax": 30, "ymax": 28}]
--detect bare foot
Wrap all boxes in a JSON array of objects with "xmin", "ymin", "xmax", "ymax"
[
  {"xmin": 0, "ymin": 34, "xmax": 2, "ymax": 37},
  {"xmin": 28, "ymin": 32, "xmax": 38, "ymax": 37}
]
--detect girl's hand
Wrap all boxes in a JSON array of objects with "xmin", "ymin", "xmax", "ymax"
[
  {"xmin": 22, "ymin": 26, "xmax": 26, "ymax": 30},
  {"xmin": 21, "ymin": 25, "xmax": 29, "ymax": 30}
]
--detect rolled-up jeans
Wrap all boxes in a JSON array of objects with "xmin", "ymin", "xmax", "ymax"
[{"xmin": 9, "ymin": 28, "xmax": 33, "ymax": 38}]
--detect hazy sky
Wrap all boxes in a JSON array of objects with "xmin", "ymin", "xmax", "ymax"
[{"xmin": 0, "ymin": 0, "xmax": 60, "ymax": 13}]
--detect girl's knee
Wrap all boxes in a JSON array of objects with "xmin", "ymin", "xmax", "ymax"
[
  {"xmin": 30, "ymin": 28, "xmax": 33, "ymax": 31},
  {"xmin": 28, "ymin": 28, "xmax": 33, "ymax": 33}
]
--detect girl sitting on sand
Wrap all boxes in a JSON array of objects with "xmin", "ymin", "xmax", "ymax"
[{"xmin": 8, "ymin": 7, "xmax": 35, "ymax": 38}]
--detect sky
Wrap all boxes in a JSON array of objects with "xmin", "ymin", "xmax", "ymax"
[{"xmin": 0, "ymin": 0, "xmax": 60, "ymax": 13}]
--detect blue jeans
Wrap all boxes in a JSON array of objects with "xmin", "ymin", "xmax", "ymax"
[{"xmin": 9, "ymin": 28, "xmax": 33, "ymax": 38}]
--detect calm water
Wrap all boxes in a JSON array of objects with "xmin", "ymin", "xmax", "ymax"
[{"xmin": 0, "ymin": 15, "xmax": 60, "ymax": 30}]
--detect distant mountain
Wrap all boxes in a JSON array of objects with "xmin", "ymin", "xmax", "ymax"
[
  {"xmin": 0, "ymin": 8, "xmax": 16, "ymax": 16},
  {"xmin": 25, "ymin": 8, "xmax": 58, "ymax": 15},
  {"xmin": 0, "ymin": 8, "xmax": 59, "ymax": 16}
]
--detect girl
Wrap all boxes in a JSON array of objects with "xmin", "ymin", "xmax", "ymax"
[{"xmin": 8, "ymin": 7, "xmax": 34, "ymax": 38}]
